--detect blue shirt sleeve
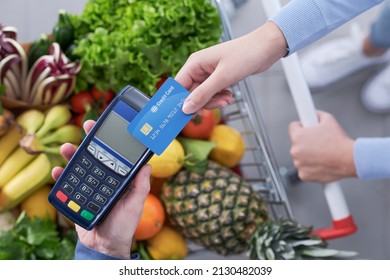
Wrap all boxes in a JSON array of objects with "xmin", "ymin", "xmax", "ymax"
[
  {"xmin": 74, "ymin": 239, "xmax": 140, "ymax": 260},
  {"xmin": 270, "ymin": 0, "xmax": 385, "ymax": 54},
  {"xmin": 354, "ymin": 138, "xmax": 390, "ymax": 179}
]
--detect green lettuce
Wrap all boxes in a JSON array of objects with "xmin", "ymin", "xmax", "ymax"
[{"xmin": 71, "ymin": 0, "xmax": 222, "ymax": 95}]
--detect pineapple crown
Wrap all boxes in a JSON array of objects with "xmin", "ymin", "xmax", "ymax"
[{"xmin": 248, "ymin": 218, "xmax": 358, "ymax": 260}]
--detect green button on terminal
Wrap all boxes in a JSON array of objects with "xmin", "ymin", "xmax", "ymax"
[{"xmin": 81, "ymin": 210, "xmax": 94, "ymax": 221}]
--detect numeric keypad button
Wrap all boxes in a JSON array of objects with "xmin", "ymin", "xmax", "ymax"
[
  {"xmin": 67, "ymin": 173, "xmax": 80, "ymax": 186},
  {"xmin": 106, "ymin": 176, "xmax": 119, "ymax": 188},
  {"xmin": 99, "ymin": 185, "xmax": 114, "ymax": 196},
  {"xmin": 79, "ymin": 156, "xmax": 92, "ymax": 169},
  {"xmin": 73, "ymin": 165, "xmax": 86, "ymax": 177},
  {"xmin": 80, "ymin": 184, "xmax": 93, "ymax": 196},
  {"xmin": 93, "ymin": 193, "xmax": 107, "ymax": 204},
  {"xmin": 74, "ymin": 192, "xmax": 87, "ymax": 204},
  {"xmin": 86, "ymin": 175, "xmax": 99, "ymax": 187},
  {"xmin": 92, "ymin": 166, "xmax": 105, "ymax": 179}
]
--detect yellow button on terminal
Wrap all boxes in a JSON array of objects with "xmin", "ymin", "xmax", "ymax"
[{"xmin": 68, "ymin": 200, "xmax": 81, "ymax": 212}]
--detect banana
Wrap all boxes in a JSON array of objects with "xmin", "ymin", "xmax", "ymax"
[
  {"xmin": 38, "ymin": 145, "xmax": 62, "ymax": 155},
  {"xmin": 35, "ymin": 105, "xmax": 72, "ymax": 138},
  {"xmin": 0, "ymin": 153, "xmax": 65, "ymax": 212},
  {"xmin": 39, "ymin": 124, "xmax": 81, "ymax": 145},
  {"xmin": 16, "ymin": 109, "xmax": 45, "ymax": 134},
  {"xmin": 0, "ymin": 124, "xmax": 24, "ymax": 165},
  {"xmin": 19, "ymin": 134, "xmax": 61, "ymax": 155},
  {"xmin": 19, "ymin": 134, "xmax": 41, "ymax": 154},
  {"xmin": 0, "ymin": 147, "xmax": 37, "ymax": 188},
  {"xmin": 20, "ymin": 121, "xmax": 81, "ymax": 155}
]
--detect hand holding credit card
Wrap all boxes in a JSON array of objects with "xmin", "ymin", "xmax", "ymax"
[{"xmin": 127, "ymin": 77, "xmax": 194, "ymax": 155}]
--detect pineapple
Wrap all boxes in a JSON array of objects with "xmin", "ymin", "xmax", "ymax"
[
  {"xmin": 162, "ymin": 160, "xmax": 268, "ymax": 255},
  {"xmin": 161, "ymin": 160, "xmax": 357, "ymax": 259},
  {"xmin": 249, "ymin": 219, "xmax": 357, "ymax": 260}
]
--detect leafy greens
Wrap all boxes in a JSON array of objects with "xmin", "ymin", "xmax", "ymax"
[
  {"xmin": 70, "ymin": 0, "xmax": 222, "ymax": 95},
  {"xmin": 0, "ymin": 212, "xmax": 77, "ymax": 260}
]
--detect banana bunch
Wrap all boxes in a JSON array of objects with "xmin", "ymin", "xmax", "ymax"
[
  {"xmin": 18, "ymin": 105, "xmax": 81, "ymax": 155},
  {"xmin": 0, "ymin": 104, "xmax": 82, "ymax": 212}
]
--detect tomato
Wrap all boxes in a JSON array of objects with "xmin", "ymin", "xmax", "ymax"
[
  {"xmin": 91, "ymin": 86, "xmax": 115, "ymax": 104},
  {"xmin": 72, "ymin": 113, "xmax": 86, "ymax": 127},
  {"xmin": 98, "ymin": 103, "xmax": 109, "ymax": 115},
  {"xmin": 70, "ymin": 91, "xmax": 94, "ymax": 114},
  {"xmin": 156, "ymin": 77, "xmax": 168, "ymax": 90},
  {"xmin": 180, "ymin": 109, "xmax": 216, "ymax": 140}
]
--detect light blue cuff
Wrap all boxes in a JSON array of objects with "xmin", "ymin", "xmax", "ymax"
[
  {"xmin": 271, "ymin": 0, "xmax": 326, "ymax": 54},
  {"xmin": 74, "ymin": 239, "xmax": 139, "ymax": 260},
  {"xmin": 270, "ymin": 0, "xmax": 384, "ymax": 54},
  {"xmin": 354, "ymin": 138, "xmax": 390, "ymax": 179}
]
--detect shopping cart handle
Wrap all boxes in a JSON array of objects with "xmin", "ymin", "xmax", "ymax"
[{"xmin": 311, "ymin": 215, "xmax": 357, "ymax": 240}]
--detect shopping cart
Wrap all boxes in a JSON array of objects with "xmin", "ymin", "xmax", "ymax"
[
  {"xmin": 186, "ymin": 0, "xmax": 294, "ymax": 259},
  {"xmin": 212, "ymin": 0, "xmax": 357, "ymax": 240},
  {"xmin": 210, "ymin": 0, "xmax": 294, "ymax": 223},
  {"xmin": 187, "ymin": 0, "xmax": 358, "ymax": 259}
]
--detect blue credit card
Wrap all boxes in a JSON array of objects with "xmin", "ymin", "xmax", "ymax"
[{"xmin": 127, "ymin": 77, "xmax": 194, "ymax": 155}]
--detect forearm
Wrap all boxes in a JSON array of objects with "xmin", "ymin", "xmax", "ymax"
[
  {"xmin": 271, "ymin": 0, "xmax": 385, "ymax": 54},
  {"xmin": 354, "ymin": 138, "xmax": 390, "ymax": 179},
  {"xmin": 245, "ymin": 21, "xmax": 289, "ymax": 73}
]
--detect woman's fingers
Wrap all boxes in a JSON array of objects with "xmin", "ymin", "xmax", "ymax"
[{"xmin": 51, "ymin": 166, "xmax": 64, "ymax": 181}]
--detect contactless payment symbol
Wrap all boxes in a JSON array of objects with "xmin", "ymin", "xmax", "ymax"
[{"xmin": 140, "ymin": 123, "xmax": 153, "ymax": 136}]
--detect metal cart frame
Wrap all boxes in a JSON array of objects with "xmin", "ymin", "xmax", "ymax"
[
  {"xmin": 212, "ymin": 0, "xmax": 294, "ymax": 221},
  {"xmin": 211, "ymin": 0, "xmax": 357, "ymax": 240}
]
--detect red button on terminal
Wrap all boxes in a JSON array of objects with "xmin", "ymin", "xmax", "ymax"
[{"xmin": 56, "ymin": 190, "xmax": 68, "ymax": 203}]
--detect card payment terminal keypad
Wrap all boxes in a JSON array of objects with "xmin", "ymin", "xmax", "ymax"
[{"xmin": 53, "ymin": 142, "xmax": 129, "ymax": 223}]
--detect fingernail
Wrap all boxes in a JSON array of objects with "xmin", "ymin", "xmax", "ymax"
[
  {"xmin": 221, "ymin": 101, "xmax": 229, "ymax": 108},
  {"xmin": 182, "ymin": 99, "xmax": 197, "ymax": 114}
]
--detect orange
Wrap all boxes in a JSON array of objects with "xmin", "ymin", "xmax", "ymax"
[
  {"xmin": 146, "ymin": 225, "xmax": 187, "ymax": 260},
  {"xmin": 148, "ymin": 138, "xmax": 184, "ymax": 178},
  {"xmin": 20, "ymin": 185, "xmax": 57, "ymax": 221},
  {"xmin": 208, "ymin": 124, "xmax": 245, "ymax": 168},
  {"xmin": 134, "ymin": 193, "xmax": 165, "ymax": 241}
]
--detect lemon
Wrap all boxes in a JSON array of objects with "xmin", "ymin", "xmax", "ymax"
[
  {"xmin": 20, "ymin": 185, "xmax": 57, "ymax": 221},
  {"xmin": 208, "ymin": 124, "xmax": 245, "ymax": 168},
  {"xmin": 148, "ymin": 139, "xmax": 185, "ymax": 178},
  {"xmin": 146, "ymin": 225, "xmax": 188, "ymax": 260}
]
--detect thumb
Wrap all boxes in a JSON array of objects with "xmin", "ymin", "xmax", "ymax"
[
  {"xmin": 182, "ymin": 68, "xmax": 231, "ymax": 114},
  {"xmin": 288, "ymin": 121, "xmax": 302, "ymax": 136}
]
